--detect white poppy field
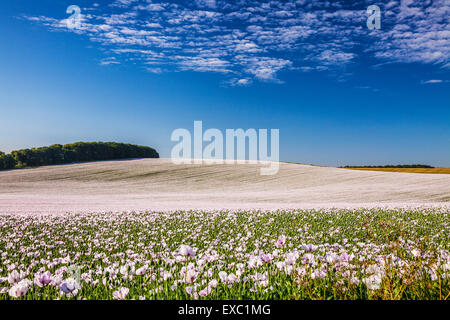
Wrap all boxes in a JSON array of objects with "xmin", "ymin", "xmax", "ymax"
[{"xmin": 1, "ymin": 207, "xmax": 449, "ymax": 300}]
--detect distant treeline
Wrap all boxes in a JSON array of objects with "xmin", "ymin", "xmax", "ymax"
[
  {"xmin": 340, "ymin": 164, "xmax": 435, "ymax": 168},
  {"xmin": 0, "ymin": 142, "xmax": 159, "ymax": 170}
]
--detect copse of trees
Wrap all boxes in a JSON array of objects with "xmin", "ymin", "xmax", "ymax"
[
  {"xmin": 0, "ymin": 142, "xmax": 159, "ymax": 170},
  {"xmin": 0, "ymin": 152, "xmax": 16, "ymax": 170},
  {"xmin": 340, "ymin": 164, "xmax": 435, "ymax": 168}
]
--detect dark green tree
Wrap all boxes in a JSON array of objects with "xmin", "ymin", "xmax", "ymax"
[{"xmin": 0, "ymin": 142, "xmax": 159, "ymax": 171}]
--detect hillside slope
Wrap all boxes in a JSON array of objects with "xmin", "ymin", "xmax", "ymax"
[{"xmin": 0, "ymin": 158, "xmax": 449, "ymax": 214}]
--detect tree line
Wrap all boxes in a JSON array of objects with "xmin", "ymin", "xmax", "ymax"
[
  {"xmin": 340, "ymin": 164, "xmax": 435, "ymax": 168},
  {"xmin": 0, "ymin": 142, "xmax": 159, "ymax": 170}
]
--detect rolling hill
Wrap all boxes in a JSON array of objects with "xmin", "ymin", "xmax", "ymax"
[{"xmin": 0, "ymin": 158, "xmax": 449, "ymax": 214}]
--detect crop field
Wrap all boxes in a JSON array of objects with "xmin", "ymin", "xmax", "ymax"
[
  {"xmin": 1, "ymin": 160, "xmax": 449, "ymax": 301},
  {"xmin": 1, "ymin": 208, "xmax": 449, "ymax": 300},
  {"xmin": 345, "ymin": 168, "xmax": 450, "ymax": 174},
  {"xmin": 1, "ymin": 159, "xmax": 450, "ymax": 214}
]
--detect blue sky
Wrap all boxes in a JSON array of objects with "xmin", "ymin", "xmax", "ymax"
[{"xmin": 0, "ymin": 0, "xmax": 449, "ymax": 167}]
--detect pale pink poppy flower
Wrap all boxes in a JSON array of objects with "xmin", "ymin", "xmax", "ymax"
[
  {"xmin": 275, "ymin": 261, "xmax": 286, "ymax": 270},
  {"xmin": 428, "ymin": 267, "xmax": 438, "ymax": 281},
  {"xmin": 196, "ymin": 259, "xmax": 206, "ymax": 267},
  {"xmin": 339, "ymin": 252, "xmax": 353, "ymax": 262},
  {"xmin": 185, "ymin": 269, "xmax": 198, "ymax": 284},
  {"xmin": 198, "ymin": 286, "xmax": 211, "ymax": 297},
  {"xmin": 60, "ymin": 278, "xmax": 80, "ymax": 297},
  {"xmin": 208, "ymin": 279, "xmax": 218, "ymax": 288},
  {"xmin": 8, "ymin": 270, "xmax": 25, "ymax": 285},
  {"xmin": 50, "ymin": 274, "xmax": 63, "ymax": 287},
  {"xmin": 179, "ymin": 245, "xmax": 196, "ymax": 257},
  {"xmin": 302, "ymin": 244, "xmax": 317, "ymax": 252},
  {"xmin": 162, "ymin": 270, "xmax": 172, "ymax": 280},
  {"xmin": 276, "ymin": 235, "xmax": 286, "ymax": 248},
  {"xmin": 119, "ymin": 265, "xmax": 128, "ymax": 275},
  {"xmin": 247, "ymin": 256, "xmax": 262, "ymax": 269},
  {"xmin": 259, "ymin": 253, "xmax": 273, "ymax": 263},
  {"xmin": 34, "ymin": 271, "xmax": 52, "ymax": 287},
  {"xmin": 325, "ymin": 253, "xmax": 338, "ymax": 264},
  {"xmin": 285, "ymin": 251, "xmax": 298, "ymax": 266},
  {"xmin": 185, "ymin": 286, "xmax": 193, "ymax": 296},
  {"xmin": 113, "ymin": 287, "xmax": 129, "ymax": 300},
  {"xmin": 302, "ymin": 253, "xmax": 315, "ymax": 264},
  {"xmin": 227, "ymin": 273, "xmax": 238, "ymax": 284},
  {"xmin": 9, "ymin": 279, "xmax": 32, "ymax": 298},
  {"xmin": 136, "ymin": 265, "xmax": 148, "ymax": 276},
  {"xmin": 218, "ymin": 271, "xmax": 228, "ymax": 283}
]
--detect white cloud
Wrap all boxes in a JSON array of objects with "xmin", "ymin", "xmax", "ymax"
[
  {"xmin": 135, "ymin": 3, "xmax": 166, "ymax": 11},
  {"xmin": 195, "ymin": 0, "xmax": 216, "ymax": 10},
  {"xmin": 240, "ymin": 56, "xmax": 292, "ymax": 81},
  {"xmin": 22, "ymin": 0, "xmax": 450, "ymax": 85},
  {"xmin": 177, "ymin": 56, "xmax": 231, "ymax": 73},
  {"xmin": 146, "ymin": 67, "xmax": 163, "ymax": 73},
  {"xmin": 226, "ymin": 78, "xmax": 253, "ymax": 86},
  {"xmin": 421, "ymin": 79, "xmax": 448, "ymax": 84},
  {"xmin": 100, "ymin": 57, "xmax": 120, "ymax": 65}
]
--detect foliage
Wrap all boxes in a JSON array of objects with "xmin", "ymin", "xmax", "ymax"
[
  {"xmin": 0, "ymin": 142, "xmax": 159, "ymax": 170},
  {"xmin": 343, "ymin": 167, "xmax": 450, "ymax": 174},
  {"xmin": 0, "ymin": 208, "xmax": 449, "ymax": 300},
  {"xmin": 341, "ymin": 165, "xmax": 435, "ymax": 168},
  {"xmin": 0, "ymin": 152, "xmax": 15, "ymax": 170}
]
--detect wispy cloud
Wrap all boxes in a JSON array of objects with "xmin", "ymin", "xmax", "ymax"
[
  {"xmin": 146, "ymin": 67, "xmax": 163, "ymax": 74},
  {"xmin": 99, "ymin": 57, "xmax": 120, "ymax": 66},
  {"xmin": 22, "ymin": 0, "xmax": 450, "ymax": 85},
  {"xmin": 231, "ymin": 78, "xmax": 252, "ymax": 86},
  {"xmin": 421, "ymin": 79, "xmax": 448, "ymax": 84}
]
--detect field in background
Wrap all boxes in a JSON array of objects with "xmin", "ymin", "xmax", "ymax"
[
  {"xmin": 345, "ymin": 168, "xmax": 450, "ymax": 174},
  {"xmin": 1, "ymin": 159, "xmax": 450, "ymax": 214}
]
